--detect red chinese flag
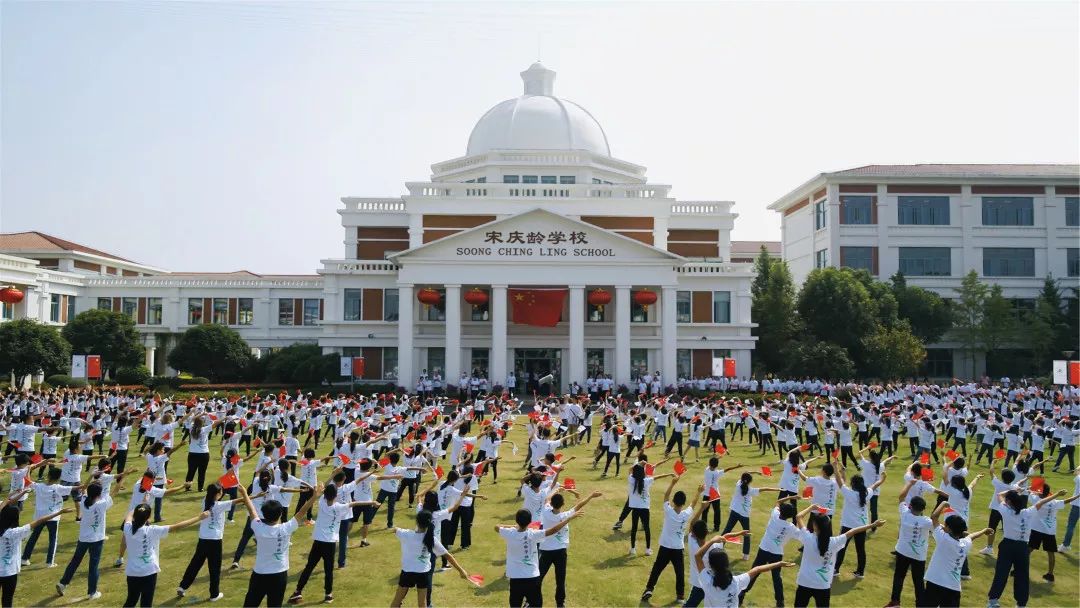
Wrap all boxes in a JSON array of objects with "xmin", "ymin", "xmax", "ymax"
[
  {"xmin": 799, "ymin": 444, "xmax": 810, "ymax": 452},
  {"xmin": 140, "ymin": 477, "xmax": 153, "ymax": 492},
  {"xmin": 230, "ymin": 455, "xmax": 241, "ymax": 466},
  {"xmin": 22, "ymin": 476, "xmax": 32, "ymax": 488},
  {"xmin": 919, "ymin": 452, "xmax": 930, "ymax": 465},
  {"xmin": 936, "ymin": 438, "xmax": 945, "ymax": 449},
  {"xmin": 868, "ymin": 441, "xmax": 878, "ymax": 449},
  {"xmin": 644, "ymin": 440, "xmax": 655, "ymax": 450},
  {"xmin": 942, "ymin": 506, "xmax": 955, "ymax": 515},
  {"xmin": 920, "ymin": 468, "xmax": 934, "ymax": 481},
  {"xmin": 508, "ymin": 289, "xmax": 568, "ymax": 328},
  {"xmin": 1030, "ymin": 476, "xmax": 1045, "ymax": 493},
  {"xmin": 1069, "ymin": 361, "xmax": 1080, "ymax": 385},
  {"xmin": 761, "ymin": 466, "xmax": 773, "ymax": 477},
  {"xmin": 715, "ymin": 445, "xmax": 727, "ymax": 455},
  {"xmin": 554, "ymin": 453, "xmax": 563, "ymax": 462},
  {"xmin": 802, "ymin": 486, "xmax": 813, "ymax": 499},
  {"xmin": 994, "ymin": 449, "xmax": 1005, "ymax": 460},
  {"xmin": 674, "ymin": 460, "xmax": 687, "ymax": 476},
  {"xmin": 527, "ymin": 521, "xmax": 542, "ymax": 530},
  {"xmin": 435, "ymin": 466, "xmax": 444, "ymax": 479},
  {"xmin": 86, "ymin": 355, "xmax": 101, "ymax": 379},
  {"xmin": 562, "ymin": 478, "xmax": 576, "ymax": 490},
  {"xmin": 29, "ymin": 454, "xmax": 42, "ymax": 464},
  {"xmin": 278, "ymin": 446, "xmax": 286, "ymax": 458},
  {"xmin": 723, "ymin": 358, "xmax": 736, "ymax": 378},
  {"xmin": 644, "ymin": 464, "xmax": 655, "ymax": 476},
  {"xmin": 945, "ymin": 449, "xmax": 958, "ymax": 460},
  {"xmin": 379, "ymin": 457, "xmax": 390, "ymax": 467},
  {"xmin": 831, "ymin": 449, "xmax": 840, "ymax": 459},
  {"xmin": 468, "ymin": 574, "xmax": 484, "ymax": 586},
  {"xmin": 474, "ymin": 463, "xmax": 485, "ymax": 477},
  {"xmin": 816, "ymin": 414, "xmax": 824, "ymax": 422},
  {"xmin": 464, "ymin": 443, "xmax": 475, "ymax": 454},
  {"xmin": 300, "ymin": 459, "xmax": 310, "ymax": 466},
  {"xmin": 110, "ymin": 442, "xmax": 117, "ymax": 451},
  {"xmin": 708, "ymin": 487, "xmax": 721, "ymax": 501},
  {"xmin": 815, "ymin": 506, "xmax": 828, "ymax": 514},
  {"xmin": 218, "ymin": 470, "xmax": 239, "ymax": 489},
  {"xmin": 338, "ymin": 453, "xmax": 351, "ymax": 465},
  {"xmin": 722, "ymin": 533, "xmax": 743, "ymax": 542}
]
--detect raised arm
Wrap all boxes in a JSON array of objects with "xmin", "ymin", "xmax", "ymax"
[
  {"xmin": 542, "ymin": 510, "xmax": 583, "ymax": 537},
  {"xmin": 167, "ymin": 510, "xmax": 210, "ymax": 532},
  {"xmin": 844, "ymin": 519, "xmax": 886, "ymax": 538},
  {"xmin": 664, "ymin": 475, "xmax": 680, "ymax": 504},
  {"xmin": 898, "ymin": 479, "xmax": 915, "ymax": 504}
]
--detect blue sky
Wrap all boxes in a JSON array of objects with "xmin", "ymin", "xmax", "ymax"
[{"xmin": 3, "ymin": 1, "xmax": 1077, "ymax": 274}]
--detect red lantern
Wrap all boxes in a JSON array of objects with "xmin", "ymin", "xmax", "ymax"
[
  {"xmin": 463, "ymin": 288, "xmax": 489, "ymax": 308},
  {"xmin": 633, "ymin": 289, "xmax": 657, "ymax": 310},
  {"xmin": 587, "ymin": 288, "xmax": 612, "ymax": 311},
  {"xmin": 0, "ymin": 287, "xmax": 24, "ymax": 304},
  {"xmin": 416, "ymin": 288, "xmax": 441, "ymax": 307}
]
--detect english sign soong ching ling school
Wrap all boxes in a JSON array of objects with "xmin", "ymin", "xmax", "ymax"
[{"xmin": 454, "ymin": 228, "xmax": 616, "ymax": 258}]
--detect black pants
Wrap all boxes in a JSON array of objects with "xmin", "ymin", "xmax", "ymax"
[
  {"xmin": 457, "ymin": 505, "xmax": 475, "ymax": 548},
  {"xmin": 245, "ymin": 570, "xmax": 288, "ymax": 607},
  {"xmin": 233, "ymin": 517, "xmax": 255, "ymax": 563},
  {"xmin": 298, "ymin": 490, "xmax": 314, "ymax": 521},
  {"xmin": 630, "ymin": 507, "xmax": 651, "ymax": 549},
  {"xmin": 976, "ymin": 443, "xmax": 994, "ymax": 465},
  {"xmin": 509, "ymin": 576, "xmax": 542, "ymax": 608},
  {"xmin": 720, "ymin": 511, "xmax": 751, "ymax": 556},
  {"xmin": 113, "ymin": 449, "xmax": 128, "ymax": 474},
  {"xmin": 644, "ymin": 546, "xmax": 685, "ymax": 598},
  {"xmin": 296, "ymin": 540, "xmax": 335, "ymax": 595},
  {"xmin": 1054, "ymin": 445, "xmax": 1075, "ymax": 470},
  {"xmin": 396, "ymin": 477, "xmax": 419, "ymax": 505},
  {"xmin": 840, "ymin": 445, "xmax": 857, "ymax": 468},
  {"xmin": 123, "ymin": 573, "xmax": 157, "ymax": 608},
  {"xmin": 793, "ymin": 585, "xmax": 830, "ymax": 607},
  {"xmin": 665, "ymin": 431, "xmax": 684, "ymax": 457},
  {"xmin": 179, "ymin": 538, "xmax": 222, "ymax": 597},
  {"xmin": 377, "ymin": 489, "xmax": 397, "ymax": 526},
  {"xmin": 0, "ymin": 575, "xmax": 16, "ymax": 608},
  {"xmin": 987, "ymin": 538, "xmax": 1029, "ymax": 606},
  {"xmin": 890, "ymin": 553, "xmax": 925, "ymax": 605},
  {"xmin": 700, "ymin": 495, "xmax": 722, "ymax": 531},
  {"xmin": 538, "ymin": 548, "xmax": 567, "ymax": 607},
  {"xmin": 740, "ymin": 549, "xmax": 784, "ymax": 606},
  {"xmin": 834, "ymin": 526, "xmax": 866, "ymax": 574},
  {"xmin": 952, "ymin": 438, "xmax": 967, "ymax": 457},
  {"xmin": 922, "ymin": 580, "xmax": 961, "ymax": 608},
  {"xmin": 186, "ymin": 452, "xmax": 210, "ymax": 490}
]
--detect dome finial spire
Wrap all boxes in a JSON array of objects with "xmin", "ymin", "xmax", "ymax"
[{"xmin": 521, "ymin": 62, "xmax": 555, "ymax": 96}]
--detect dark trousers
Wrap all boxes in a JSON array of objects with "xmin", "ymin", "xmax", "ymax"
[
  {"xmin": 720, "ymin": 511, "xmax": 751, "ymax": 556},
  {"xmin": 644, "ymin": 546, "xmax": 685, "ymax": 598},
  {"xmin": 457, "ymin": 504, "xmax": 475, "ymax": 548},
  {"xmin": 509, "ymin": 576, "xmax": 543, "ymax": 608},
  {"xmin": 538, "ymin": 548, "xmax": 567, "ymax": 607},
  {"xmin": 1062, "ymin": 504, "xmax": 1080, "ymax": 547},
  {"xmin": 377, "ymin": 489, "xmax": 397, "ymax": 526},
  {"xmin": 396, "ymin": 477, "xmax": 419, "ymax": 505},
  {"xmin": 0, "ymin": 575, "xmax": 16, "ymax": 608},
  {"xmin": 179, "ymin": 538, "xmax": 222, "ymax": 597},
  {"xmin": 922, "ymin": 580, "xmax": 961, "ymax": 608},
  {"xmin": 987, "ymin": 538, "xmax": 1029, "ymax": 606},
  {"xmin": 684, "ymin": 585, "xmax": 704, "ymax": 607},
  {"xmin": 603, "ymin": 451, "xmax": 620, "ymax": 476},
  {"xmin": 1054, "ymin": 445, "xmax": 1075, "ymax": 470},
  {"xmin": 834, "ymin": 526, "xmax": 866, "ymax": 574},
  {"xmin": 740, "ymin": 549, "xmax": 784, "ymax": 606},
  {"xmin": 244, "ymin": 570, "xmax": 288, "ymax": 607},
  {"xmin": 793, "ymin": 585, "xmax": 830, "ymax": 607},
  {"xmin": 890, "ymin": 553, "xmax": 925, "ymax": 605},
  {"xmin": 22, "ymin": 520, "xmax": 57, "ymax": 563},
  {"xmin": 337, "ymin": 519, "xmax": 352, "ymax": 567},
  {"xmin": 233, "ymin": 517, "xmax": 255, "ymax": 563},
  {"xmin": 186, "ymin": 451, "xmax": 210, "ymax": 490},
  {"xmin": 665, "ymin": 431, "xmax": 684, "ymax": 457},
  {"xmin": 700, "ymin": 496, "xmax": 722, "ymax": 531},
  {"xmin": 298, "ymin": 490, "xmax": 314, "ymax": 521},
  {"xmin": 59, "ymin": 539, "xmax": 103, "ymax": 595},
  {"xmin": 296, "ymin": 540, "xmax": 335, "ymax": 595},
  {"xmin": 114, "ymin": 449, "xmax": 129, "ymax": 473},
  {"xmin": 630, "ymin": 507, "xmax": 651, "ymax": 549},
  {"xmin": 123, "ymin": 573, "xmax": 157, "ymax": 608}
]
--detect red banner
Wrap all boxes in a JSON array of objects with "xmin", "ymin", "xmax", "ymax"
[
  {"xmin": 723, "ymin": 358, "xmax": 736, "ymax": 378},
  {"xmin": 351, "ymin": 357, "xmax": 366, "ymax": 378},
  {"xmin": 86, "ymin": 355, "xmax": 102, "ymax": 379},
  {"xmin": 1071, "ymin": 361, "xmax": 1080, "ymax": 385},
  {"xmin": 509, "ymin": 289, "xmax": 567, "ymax": 327}
]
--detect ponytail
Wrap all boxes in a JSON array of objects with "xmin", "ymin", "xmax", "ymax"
[
  {"xmin": 739, "ymin": 472, "xmax": 751, "ymax": 496},
  {"xmin": 130, "ymin": 504, "xmax": 152, "ymax": 535}
]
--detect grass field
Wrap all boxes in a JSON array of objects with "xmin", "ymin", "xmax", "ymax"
[{"xmin": 7, "ymin": 420, "xmax": 1079, "ymax": 607}]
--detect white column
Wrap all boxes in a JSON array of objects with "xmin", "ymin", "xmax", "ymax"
[
  {"xmin": 490, "ymin": 285, "xmax": 507, "ymax": 389},
  {"xmin": 444, "ymin": 284, "xmax": 462, "ymax": 384},
  {"xmin": 397, "ymin": 283, "xmax": 414, "ymax": 389},
  {"xmin": 568, "ymin": 285, "xmax": 585, "ymax": 386},
  {"xmin": 144, "ymin": 346, "xmax": 157, "ymax": 374},
  {"xmin": 661, "ymin": 286, "xmax": 677, "ymax": 388},
  {"xmin": 615, "ymin": 285, "xmax": 631, "ymax": 386}
]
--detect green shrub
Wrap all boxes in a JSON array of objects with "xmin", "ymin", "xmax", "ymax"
[
  {"xmin": 146, "ymin": 375, "xmax": 182, "ymax": 390},
  {"xmin": 44, "ymin": 374, "xmax": 87, "ymax": 388},
  {"xmin": 115, "ymin": 365, "xmax": 152, "ymax": 385}
]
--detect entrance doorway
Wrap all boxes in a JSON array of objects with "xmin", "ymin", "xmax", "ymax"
[{"xmin": 514, "ymin": 349, "xmax": 561, "ymax": 396}]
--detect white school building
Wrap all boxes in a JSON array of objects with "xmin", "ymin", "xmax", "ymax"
[{"xmin": 1, "ymin": 63, "xmax": 759, "ymax": 392}]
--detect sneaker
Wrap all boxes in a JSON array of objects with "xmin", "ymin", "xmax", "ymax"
[
  {"xmin": 853, "ymin": 572, "xmax": 864, "ymax": 579},
  {"xmin": 629, "ymin": 547, "xmax": 636, "ymax": 556},
  {"xmin": 46, "ymin": 562, "xmax": 57, "ymax": 568},
  {"xmin": 612, "ymin": 522, "xmax": 622, "ymax": 531},
  {"xmin": 210, "ymin": 593, "xmax": 225, "ymax": 602},
  {"xmin": 645, "ymin": 548, "xmax": 653, "ymax": 556},
  {"xmin": 979, "ymin": 546, "xmax": 994, "ymax": 556},
  {"xmin": 230, "ymin": 561, "xmax": 241, "ymax": 570},
  {"xmin": 1057, "ymin": 544, "xmax": 1070, "ymax": 553},
  {"xmin": 742, "ymin": 554, "xmax": 750, "ymax": 561},
  {"xmin": 883, "ymin": 602, "xmax": 899, "ymax": 608},
  {"xmin": 89, "ymin": 591, "xmax": 102, "ymax": 600},
  {"xmin": 324, "ymin": 594, "xmax": 334, "ymax": 603},
  {"xmin": 56, "ymin": 583, "xmax": 65, "ymax": 596},
  {"xmin": 961, "ymin": 575, "xmax": 972, "ymax": 580},
  {"xmin": 20, "ymin": 559, "xmax": 29, "ymax": 567},
  {"xmin": 1042, "ymin": 573, "xmax": 1054, "ymax": 583},
  {"xmin": 114, "ymin": 557, "xmax": 124, "ymax": 567},
  {"xmin": 177, "ymin": 587, "xmax": 186, "ymax": 597},
  {"xmin": 289, "ymin": 592, "xmax": 303, "ymax": 604},
  {"xmin": 360, "ymin": 540, "xmax": 370, "ymax": 548},
  {"xmin": 641, "ymin": 590, "xmax": 653, "ymax": 601},
  {"xmin": 987, "ymin": 600, "xmax": 1000, "ymax": 608}
]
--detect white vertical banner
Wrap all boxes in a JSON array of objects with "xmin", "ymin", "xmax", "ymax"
[
  {"xmin": 711, "ymin": 357, "xmax": 724, "ymax": 378},
  {"xmin": 71, "ymin": 355, "xmax": 87, "ymax": 379},
  {"xmin": 1053, "ymin": 360, "xmax": 1068, "ymax": 385},
  {"xmin": 340, "ymin": 356, "xmax": 353, "ymax": 377}
]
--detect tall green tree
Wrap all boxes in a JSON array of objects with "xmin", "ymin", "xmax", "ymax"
[
  {"xmin": 784, "ymin": 341, "xmax": 855, "ymax": 379},
  {"xmin": 1025, "ymin": 277, "xmax": 1068, "ymax": 372},
  {"xmin": 61, "ymin": 309, "xmax": 144, "ymax": 377},
  {"xmin": 952, "ymin": 270, "xmax": 989, "ymax": 378},
  {"xmin": 981, "ymin": 284, "xmax": 1017, "ymax": 375},
  {"xmin": 166, "ymin": 325, "xmax": 252, "ymax": 382},
  {"xmin": 263, "ymin": 343, "xmax": 338, "ymax": 384},
  {"xmin": 0, "ymin": 319, "xmax": 71, "ymax": 382},
  {"xmin": 862, "ymin": 323, "xmax": 927, "ymax": 380},
  {"xmin": 797, "ymin": 267, "xmax": 879, "ymax": 361},
  {"xmin": 751, "ymin": 250, "xmax": 798, "ymax": 374},
  {"xmin": 890, "ymin": 272, "xmax": 952, "ymax": 343},
  {"xmin": 750, "ymin": 245, "xmax": 773, "ymax": 301}
]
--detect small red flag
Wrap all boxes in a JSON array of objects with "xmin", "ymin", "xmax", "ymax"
[
  {"xmin": 278, "ymin": 446, "xmax": 286, "ymax": 458},
  {"xmin": 802, "ymin": 486, "xmax": 813, "ymax": 499},
  {"xmin": 831, "ymin": 449, "xmax": 840, "ymax": 459},
  {"xmin": 527, "ymin": 521, "xmax": 542, "ymax": 529},
  {"xmin": 919, "ymin": 452, "xmax": 930, "ymax": 465},
  {"xmin": 722, "ymin": 533, "xmax": 743, "ymax": 542},
  {"xmin": 29, "ymin": 454, "xmax": 42, "ymax": 464},
  {"xmin": 253, "ymin": 438, "xmax": 262, "ymax": 448},
  {"xmin": 109, "ymin": 442, "xmax": 117, "ymax": 451},
  {"xmin": 674, "ymin": 460, "xmax": 687, "ymax": 476},
  {"xmin": 161, "ymin": 432, "xmax": 171, "ymax": 441},
  {"xmin": 230, "ymin": 454, "xmax": 240, "ymax": 466},
  {"xmin": 868, "ymin": 441, "xmax": 878, "ymax": 449},
  {"xmin": 474, "ymin": 463, "xmax": 484, "ymax": 477},
  {"xmin": 761, "ymin": 466, "xmax": 773, "ymax": 477},
  {"xmin": 708, "ymin": 487, "xmax": 721, "ymax": 501},
  {"xmin": 1030, "ymin": 476, "xmax": 1045, "ymax": 493},
  {"xmin": 464, "ymin": 443, "xmax": 475, "ymax": 454},
  {"xmin": 644, "ymin": 464, "xmax": 655, "ymax": 476},
  {"xmin": 799, "ymin": 444, "xmax": 810, "ymax": 452},
  {"xmin": 562, "ymin": 478, "xmax": 576, "ymax": 490},
  {"xmin": 644, "ymin": 440, "xmax": 656, "ymax": 450},
  {"xmin": 140, "ymin": 477, "xmax": 153, "ymax": 492},
  {"xmin": 945, "ymin": 450, "xmax": 958, "ymax": 460},
  {"xmin": 942, "ymin": 506, "xmax": 955, "ymax": 515},
  {"xmin": 22, "ymin": 476, "xmax": 32, "ymax": 488},
  {"xmin": 554, "ymin": 453, "xmax": 563, "ymax": 462},
  {"xmin": 338, "ymin": 453, "xmax": 351, "ymax": 465},
  {"xmin": 936, "ymin": 438, "xmax": 945, "ymax": 449},
  {"xmin": 994, "ymin": 449, "xmax": 1005, "ymax": 460},
  {"xmin": 467, "ymin": 574, "xmax": 484, "ymax": 586},
  {"xmin": 920, "ymin": 468, "xmax": 934, "ymax": 481},
  {"xmin": 815, "ymin": 506, "xmax": 828, "ymax": 514},
  {"xmin": 715, "ymin": 445, "xmax": 727, "ymax": 455},
  {"xmin": 435, "ymin": 466, "xmax": 444, "ymax": 479},
  {"xmin": 218, "ymin": 470, "xmax": 238, "ymax": 489},
  {"xmin": 379, "ymin": 457, "xmax": 390, "ymax": 467}
]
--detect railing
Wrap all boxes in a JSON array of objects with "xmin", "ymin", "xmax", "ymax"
[
  {"xmin": 430, "ymin": 150, "xmax": 647, "ymax": 177},
  {"xmin": 321, "ymin": 261, "xmax": 399, "ymax": 274},
  {"xmin": 670, "ymin": 202, "xmax": 731, "ymax": 215},
  {"xmin": 341, "ymin": 198, "xmax": 407, "ymax": 212},
  {"xmin": 404, "ymin": 182, "xmax": 672, "ymax": 200},
  {"xmin": 84, "ymin": 277, "xmax": 324, "ymax": 288},
  {"xmin": 676, "ymin": 262, "xmax": 754, "ymax": 274}
]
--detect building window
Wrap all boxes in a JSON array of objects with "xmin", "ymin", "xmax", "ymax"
[
  {"xmin": 587, "ymin": 298, "xmax": 606, "ymax": 322},
  {"xmin": 122, "ymin": 297, "xmax": 138, "ymax": 319},
  {"xmin": 540, "ymin": 175, "xmax": 557, "ymax": 184},
  {"xmin": 469, "ymin": 348, "xmax": 488, "ymax": 377},
  {"xmin": 898, "ymin": 247, "xmax": 951, "ymax": 276},
  {"xmin": 898, "ymin": 196, "xmax": 950, "ymax": 225},
  {"xmin": 0, "ymin": 303, "xmax": 12, "ymax": 320},
  {"xmin": 188, "ymin": 298, "xmax": 204, "ymax": 324},
  {"xmin": 676, "ymin": 349, "xmax": 691, "ymax": 379},
  {"xmin": 383, "ymin": 347, "xmax": 398, "ymax": 381},
  {"xmin": 383, "ymin": 289, "xmax": 399, "ymax": 321},
  {"xmin": 712, "ymin": 291, "xmax": 731, "ymax": 324},
  {"xmin": 522, "ymin": 175, "xmax": 538, "ymax": 184},
  {"xmin": 277, "ymin": 299, "xmax": 294, "ymax": 325},
  {"xmin": 422, "ymin": 289, "xmax": 446, "ymax": 321},
  {"xmin": 840, "ymin": 246, "xmax": 875, "ymax": 273},
  {"xmin": 814, "ymin": 249, "xmax": 829, "ymax": 269},
  {"xmin": 631, "ymin": 300, "xmax": 648, "ymax": 323},
  {"xmin": 237, "ymin": 298, "xmax": 253, "ymax": 325},
  {"xmin": 426, "ymin": 347, "xmax": 444, "ymax": 376},
  {"xmin": 303, "ymin": 299, "xmax": 321, "ymax": 325},
  {"xmin": 48, "ymin": 294, "xmax": 60, "ymax": 322},
  {"xmin": 982, "ymin": 197, "xmax": 1034, "ymax": 226},
  {"xmin": 212, "ymin": 298, "xmax": 229, "ymax": 324},
  {"xmin": 1068, "ymin": 248, "xmax": 1079, "ymax": 277},
  {"xmin": 97, "ymin": 297, "xmax": 112, "ymax": 311},
  {"xmin": 921, "ymin": 348, "xmax": 953, "ymax": 378},
  {"xmin": 840, "ymin": 195, "xmax": 873, "ymax": 224},
  {"xmin": 1010, "ymin": 298, "xmax": 1036, "ymax": 321},
  {"xmin": 1066, "ymin": 197, "xmax": 1079, "ymax": 226},
  {"xmin": 587, "ymin": 348, "xmax": 605, "ymax": 377},
  {"xmin": 676, "ymin": 291, "xmax": 691, "ymax": 323},
  {"xmin": 147, "ymin": 298, "xmax": 163, "ymax": 325},
  {"xmin": 814, "ymin": 199, "xmax": 828, "ymax": 230},
  {"xmin": 559, "ymin": 176, "xmax": 575, "ymax": 184},
  {"xmin": 983, "ymin": 247, "xmax": 1035, "ymax": 277},
  {"xmin": 502, "ymin": 175, "xmax": 519, "ymax": 184},
  {"xmin": 630, "ymin": 348, "xmax": 649, "ymax": 380},
  {"xmin": 343, "ymin": 289, "xmax": 362, "ymax": 321},
  {"xmin": 476, "ymin": 177, "xmax": 486, "ymax": 183},
  {"xmin": 66, "ymin": 297, "xmax": 76, "ymax": 323}
]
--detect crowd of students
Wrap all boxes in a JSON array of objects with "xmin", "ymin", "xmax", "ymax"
[{"xmin": 0, "ymin": 378, "xmax": 1076, "ymax": 607}]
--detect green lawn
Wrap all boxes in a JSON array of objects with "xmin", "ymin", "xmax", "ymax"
[{"xmin": 8, "ymin": 421, "xmax": 1079, "ymax": 607}]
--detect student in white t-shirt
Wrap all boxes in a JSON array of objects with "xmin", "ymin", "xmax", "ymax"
[
  {"xmin": 121, "ymin": 502, "xmax": 207, "ymax": 607},
  {"xmin": 495, "ymin": 508, "xmax": 580, "ymax": 608},
  {"xmin": 289, "ymin": 483, "xmax": 376, "ymax": 604},
  {"xmin": 56, "ymin": 480, "xmax": 120, "ymax": 600},
  {"xmin": 922, "ymin": 514, "xmax": 994, "ymax": 607},
  {"xmin": 720, "ymin": 472, "xmax": 782, "ymax": 559},
  {"xmin": 792, "ymin": 510, "xmax": 884, "ymax": 607},
  {"xmin": 833, "ymin": 468, "xmax": 887, "ymax": 578},
  {"xmin": 390, "ymin": 510, "xmax": 478, "ymax": 608},
  {"xmin": 539, "ymin": 489, "xmax": 602, "ymax": 607},
  {"xmin": 176, "ymin": 482, "xmax": 247, "ymax": 602},
  {"xmin": 888, "ymin": 482, "xmax": 937, "ymax": 607},
  {"xmin": 692, "ymin": 534, "xmax": 795, "ymax": 608},
  {"xmin": 739, "ymin": 498, "xmax": 816, "ymax": 608},
  {"xmin": 236, "ymin": 482, "xmax": 319, "ymax": 607},
  {"xmin": 0, "ymin": 492, "xmax": 70, "ymax": 606},
  {"xmin": 640, "ymin": 476, "xmax": 695, "ymax": 603},
  {"xmin": 1027, "ymin": 482, "xmax": 1080, "ymax": 583}
]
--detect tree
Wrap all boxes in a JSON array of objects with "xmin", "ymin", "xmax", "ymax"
[
  {"xmin": 952, "ymin": 270, "xmax": 989, "ymax": 379},
  {"xmin": 263, "ymin": 343, "xmax": 338, "ymax": 384},
  {"xmin": 797, "ymin": 268, "xmax": 878, "ymax": 361},
  {"xmin": 751, "ymin": 253, "xmax": 798, "ymax": 374},
  {"xmin": 751, "ymin": 245, "xmax": 774, "ymax": 301},
  {"xmin": 166, "ymin": 325, "xmax": 252, "ymax": 382},
  {"xmin": 890, "ymin": 272, "xmax": 952, "ymax": 343},
  {"xmin": 0, "ymin": 319, "xmax": 71, "ymax": 382},
  {"xmin": 862, "ymin": 323, "xmax": 927, "ymax": 380},
  {"xmin": 850, "ymin": 269, "xmax": 900, "ymax": 328},
  {"xmin": 784, "ymin": 341, "xmax": 855, "ymax": 380},
  {"xmin": 61, "ymin": 309, "xmax": 144, "ymax": 377},
  {"xmin": 981, "ymin": 284, "xmax": 1017, "ymax": 375}
]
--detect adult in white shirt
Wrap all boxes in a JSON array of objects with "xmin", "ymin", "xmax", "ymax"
[
  {"xmin": 496, "ymin": 507, "xmax": 580, "ymax": 608},
  {"xmin": 693, "ymin": 534, "xmax": 795, "ymax": 608},
  {"xmin": 539, "ymin": 490, "xmax": 602, "ymax": 607},
  {"xmin": 641, "ymin": 476, "xmax": 696, "ymax": 603},
  {"xmin": 121, "ymin": 502, "xmax": 207, "ymax": 607},
  {"xmin": 21, "ymin": 468, "xmax": 73, "ymax": 567},
  {"xmin": 56, "ymin": 481, "xmax": 118, "ymax": 599},
  {"xmin": 391, "ymin": 510, "xmax": 476, "ymax": 608},
  {"xmin": 0, "ymin": 491, "xmax": 70, "ymax": 606},
  {"xmin": 833, "ymin": 469, "xmax": 886, "ymax": 577},
  {"xmin": 721, "ymin": 472, "xmax": 782, "ymax": 559},
  {"xmin": 627, "ymin": 464, "xmax": 675, "ymax": 556},
  {"xmin": 740, "ymin": 499, "xmax": 812, "ymax": 608},
  {"xmin": 887, "ymin": 482, "xmax": 938, "ymax": 608},
  {"xmin": 922, "ymin": 514, "xmax": 994, "ymax": 607},
  {"xmin": 177, "ymin": 483, "xmax": 245, "ymax": 601},
  {"xmin": 792, "ymin": 510, "xmax": 884, "ymax": 607},
  {"xmin": 986, "ymin": 488, "xmax": 1064, "ymax": 608},
  {"xmin": 289, "ymin": 484, "xmax": 376, "ymax": 604},
  {"xmin": 237, "ymin": 482, "xmax": 319, "ymax": 607}
]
